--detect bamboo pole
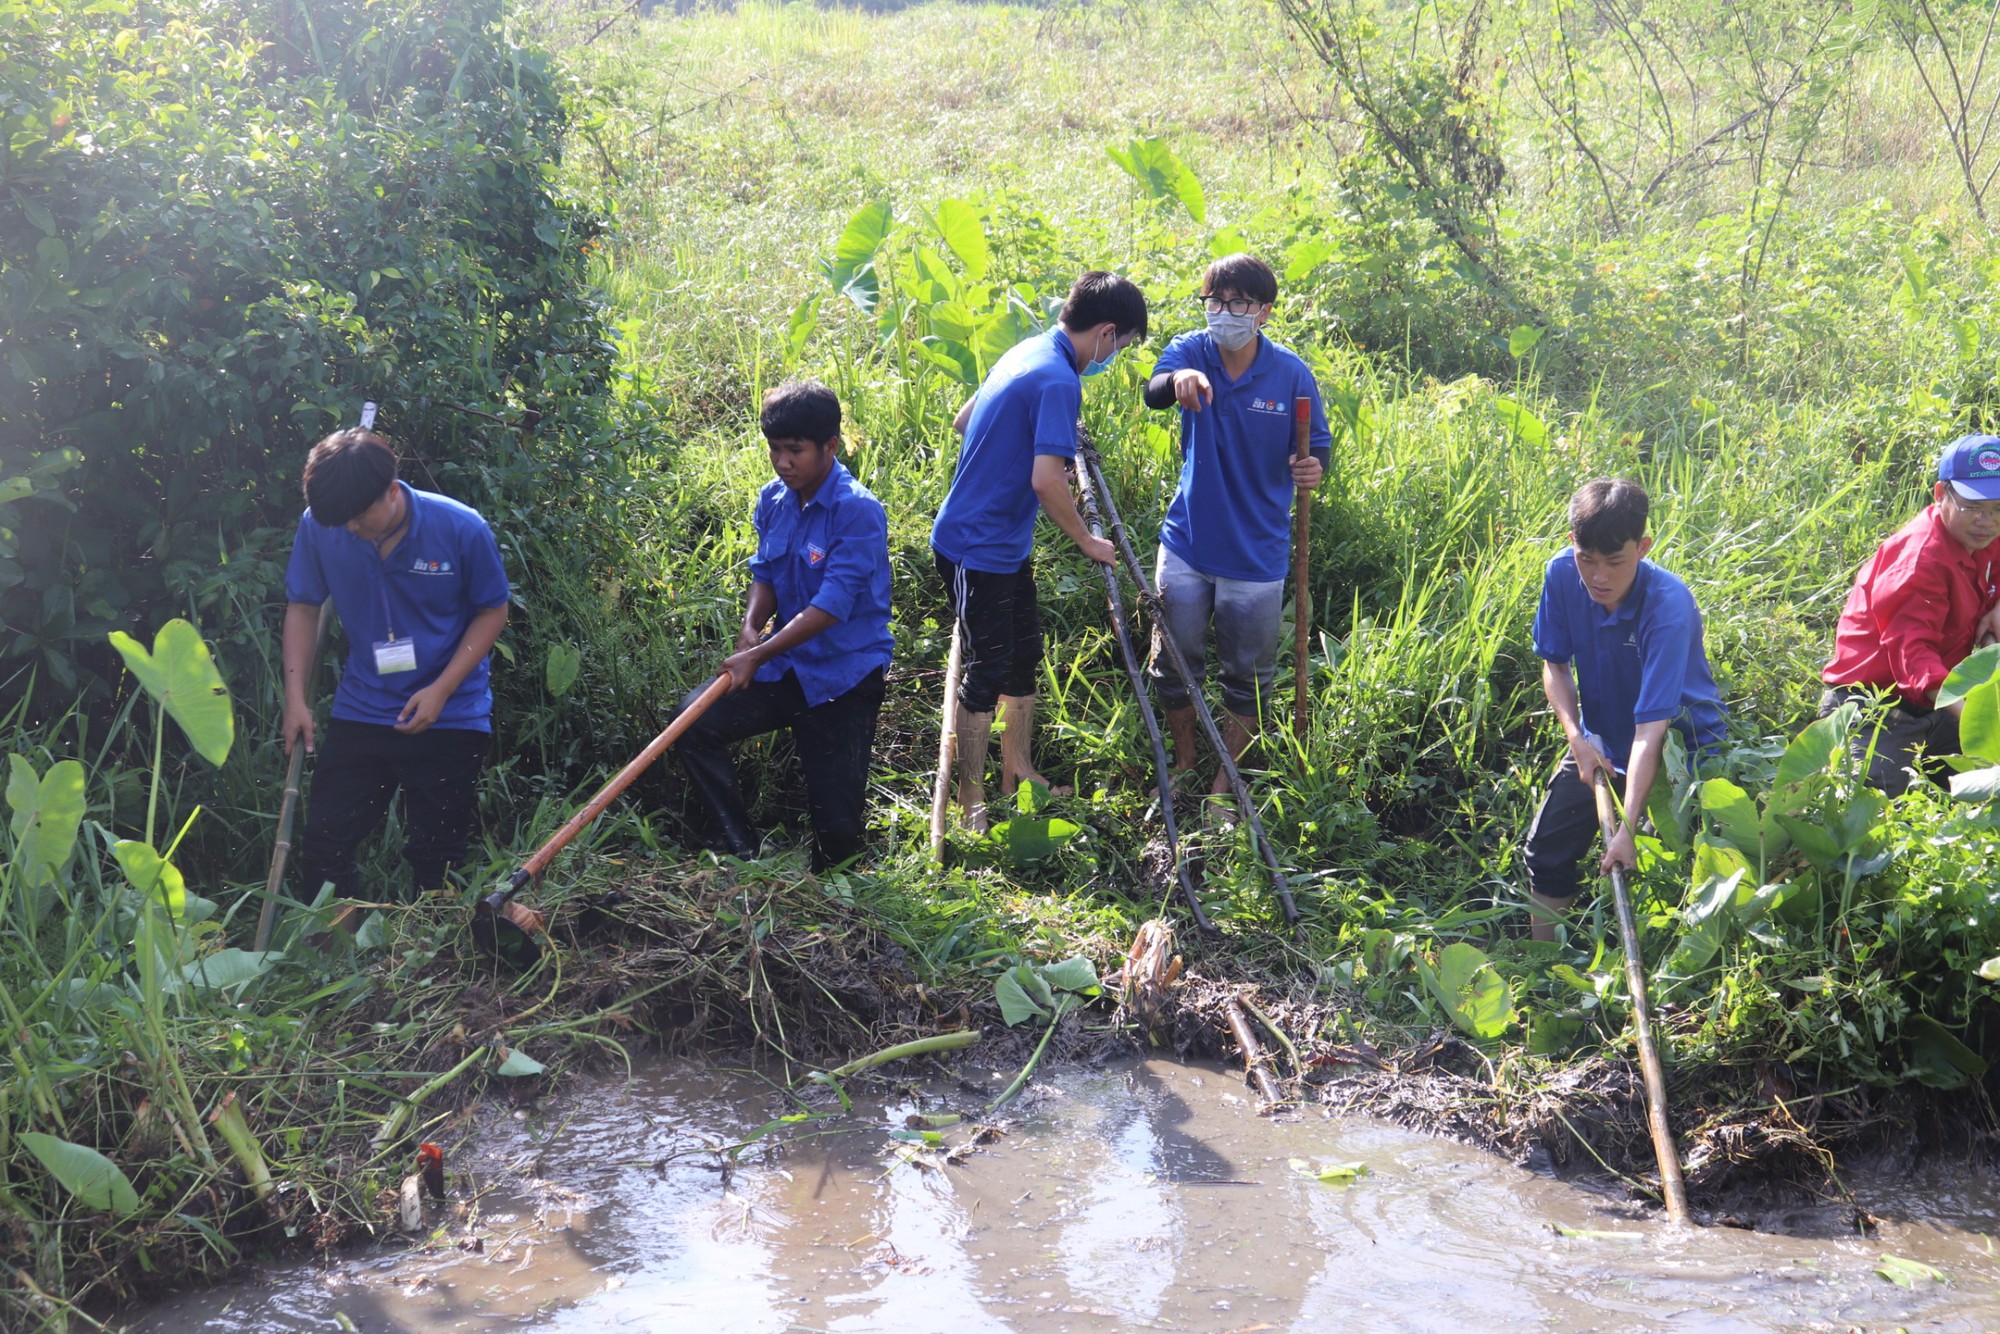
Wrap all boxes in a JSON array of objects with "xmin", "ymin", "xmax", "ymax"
[
  {"xmin": 1224, "ymin": 995, "xmax": 1286, "ymax": 1109},
  {"xmin": 1077, "ymin": 431, "xmax": 1300, "ymax": 926},
  {"xmin": 1073, "ymin": 438, "xmax": 1215, "ymax": 934},
  {"xmin": 1593, "ymin": 769, "xmax": 1692, "ymax": 1224},
  {"xmin": 1291, "ymin": 397, "xmax": 1313, "ymax": 744},
  {"xmin": 255, "ymin": 598, "xmax": 333, "ymax": 951},
  {"xmin": 929, "ymin": 624, "xmax": 962, "ymax": 861}
]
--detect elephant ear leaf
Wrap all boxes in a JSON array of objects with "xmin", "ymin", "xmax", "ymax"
[
  {"xmin": 109, "ymin": 619, "xmax": 234, "ymax": 766},
  {"xmin": 7, "ymin": 754, "xmax": 86, "ymax": 887},
  {"xmin": 20, "ymin": 1133, "xmax": 140, "ymax": 1215}
]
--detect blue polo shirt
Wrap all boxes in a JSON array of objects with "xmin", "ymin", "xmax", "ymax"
[
  {"xmin": 284, "ymin": 483, "xmax": 510, "ymax": 732},
  {"xmin": 930, "ymin": 328, "xmax": 1082, "ymax": 573},
  {"xmin": 749, "ymin": 460, "xmax": 893, "ymax": 707},
  {"xmin": 1154, "ymin": 331, "xmax": 1333, "ymax": 583},
  {"xmin": 1532, "ymin": 551, "xmax": 1725, "ymax": 768}
]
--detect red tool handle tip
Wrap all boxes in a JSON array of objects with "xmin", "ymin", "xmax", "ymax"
[{"xmin": 1294, "ymin": 398, "xmax": 1310, "ymax": 421}]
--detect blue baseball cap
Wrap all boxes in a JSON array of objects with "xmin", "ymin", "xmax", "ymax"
[{"xmin": 1939, "ymin": 434, "xmax": 2000, "ymax": 501}]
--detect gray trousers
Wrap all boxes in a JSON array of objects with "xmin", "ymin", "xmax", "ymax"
[
  {"xmin": 1819, "ymin": 687, "xmax": 1959, "ymax": 796},
  {"xmin": 1145, "ymin": 545, "xmax": 1285, "ymax": 717}
]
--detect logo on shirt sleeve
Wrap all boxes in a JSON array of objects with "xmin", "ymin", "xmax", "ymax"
[{"xmin": 807, "ymin": 543, "xmax": 827, "ymax": 567}]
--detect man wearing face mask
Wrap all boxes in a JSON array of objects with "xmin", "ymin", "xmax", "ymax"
[
  {"xmin": 932, "ymin": 270, "xmax": 1149, "ymax": 832},
  {"xmin": 1141, "ymin": 254, "xmax": 1330, "ymax": 815}
]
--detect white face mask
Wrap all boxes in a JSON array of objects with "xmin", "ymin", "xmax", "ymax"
[{"xmin": 1206, "ymin": 310, "xmax": 1258, "ymax": 351}]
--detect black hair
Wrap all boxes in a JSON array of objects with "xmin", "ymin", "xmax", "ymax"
[
  {"xmin": 760, "ymin": 379, "xmax": 841, "ymax": 446},
  {"xmin": 1200, "ymin": 253, "xmax": 1277, "ymax": 306},
  {"xmin": 1059, "ymin": 271, "xmax": 1148, "ymax": 340},
  {"xmin": 303, "ymin": 429, "xmax": 398, "ymax": 527},
  {"xmin": 1568, "ymin": 477, "xmax": 1650, "ymax": 553}
]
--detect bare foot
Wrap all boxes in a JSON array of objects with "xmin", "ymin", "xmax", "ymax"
[
  {"xmin": 1001, "ymin": 769, "xmax": 1073, "ymax": 799},
  {"xmin": 1148, "ymin": 765, "xmax": 1199, "ymax": 805},
  {"xmin": 956, "ymin": 778, "xmax": 989, "ymax": 835}
]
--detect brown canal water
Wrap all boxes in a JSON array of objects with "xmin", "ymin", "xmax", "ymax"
[{"xmin": 126, "ymin": 1055, "xmax": 2000, "ymax": 1333}]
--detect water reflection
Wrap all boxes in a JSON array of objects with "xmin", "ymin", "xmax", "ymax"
[{"xmin": 126, "ymin": 1055, "xmax": 2000, "ymax": 1333}]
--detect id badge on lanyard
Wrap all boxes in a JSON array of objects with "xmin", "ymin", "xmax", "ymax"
[{"xmin": 373, "ymin": 565, "xmax": 418, "ymax": 674}]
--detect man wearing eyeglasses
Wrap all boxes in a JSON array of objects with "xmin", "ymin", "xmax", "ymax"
[
  {"xmin": 1821, "ymin": 434, "xmax": 2000, "ymax": 792},
  {"xmin": 1141, "ymin": 254, "xmax": 1330, "ymax": 815}
]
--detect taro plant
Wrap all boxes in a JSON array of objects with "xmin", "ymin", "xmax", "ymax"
[{"xmin": 988, "ymin": 956, "xmax": 1102, "ymax": 1111}]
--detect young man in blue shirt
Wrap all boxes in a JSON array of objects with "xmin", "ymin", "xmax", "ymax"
[
  {"xmin": 1527, "ymin": 478, "xmax": 1725, "ymax": 940},
  {"xmin": 671, "ymin": 380, "xmax": 893, "ymax": 870},
  {"xmin": 281, "ymin": 429, "xmax": 511, "ymax": 913},
  {"xmin": 1142, "ymin": 254, "xmax": 1330, "ymax": 810},
  {"xmin": 931, "ymin": 271, "xmax": 1148, "ymax": 831}
]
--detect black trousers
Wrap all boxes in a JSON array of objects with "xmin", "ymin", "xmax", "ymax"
[
  {"xmin": 297, "ymin": 720, "xmax": 488, "ymax": 901},
  {"xmin": 1821, "ymin": 687, "xmax": 1958, "ymax": 796},
  {"xmin": 1523, "ymin": 754, "xmax": 1604, "ymax": 903},
  {"xmin": 934, "ymin": 552, "xmax": 1040, "ymax": 714},
  {"xmin": 673, "ymin": 667, "xmax": 885, "ymax": 871}
]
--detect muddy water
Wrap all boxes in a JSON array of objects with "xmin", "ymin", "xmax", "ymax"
[{"xmin": 129, "ymin": 1055, "xmax": 2000, "ymax": 1333}]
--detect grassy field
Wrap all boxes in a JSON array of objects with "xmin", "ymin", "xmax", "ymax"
[{"xmin": 16, "ymin": 0, "xmax": 2000, "ymax": 1323}]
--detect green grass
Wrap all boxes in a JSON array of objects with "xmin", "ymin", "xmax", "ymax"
[
  {"xmin": 17, "ymin": 0, "xmax": 2000, "ymax": 1321},
  {"xmin": 526, "ymin": 0, "xmax": 2000, "ymax": 1079}
]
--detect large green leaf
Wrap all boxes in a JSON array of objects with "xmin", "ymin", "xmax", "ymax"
[
  {"xmin": 1960, "ymin": 677, "xmax": 2000, "ymax": 762},
  {"xmin": 1772, "ymin": 813, "xmax": 1842, "ymax": 867},
  {"xmin": 182, "ymin": 948, "xmax": 281, "ymax": 992},
  {"xmin": 1492, "ymin": 396, "xmax": 1547, "ymax": 446},
  {"xmin": 1906, "ymin": 1015, "xmax": 1988, "ymax": 1089},
  {"xmin": 1951, "ymin": 763, "xmax": 2000, "ymax": 803},
  {"xmin": 996, "ymin": 964, "xmax": 1055, "ymax": 1026},
  {"xmin": 933, "ymin": 198, "xmax": 989, "ymax": 279},
  {"xmin": 1776, "ymin": 706, "xmax": 1848, "ymax": 791},
  {"xmin": 822, "ymin": 200, "xmax": 890, "ymax": 313},
  {"xmin": 1428, "ymin": 942, "xmax": 1515, "ymax": 1039},
  {"xmin": 1938, "ymin": 643, "xmax": 2000, "ymax": 709},
  {"xmin": 6, "ymin": 754, "xmax": 85, "ymax": 887},
  {"xmin": 1662, "ymin": 867, "xmax": 1745, "ymax": 980},
  {"xmin": 1039, "ymin": 956, "xmax": 1100, "ymax": 996},
  {"xmin": 20, "ymin": 1132, "xmax": 140, "ymax": 1216},
  {"xmin": 107, "ymin": 619, "xmax": 234, "ymax": 766},
  {"xmin": 1699, "ymin": 778, "xmax": 1760, "ymax": 859},
  {"xmin": 544, "ymin": 643, "xmax": 581, "ymax": 698},
  {"xmin": 1104, "ymin": 135, "xmax": 1205, "ymax": 223},
  {"xmin": 113, "ymin": 838, "xmax": 187, "ymax": 918}
]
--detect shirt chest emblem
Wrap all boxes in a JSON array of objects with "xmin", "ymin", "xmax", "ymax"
[
  {"xmin": 807, "ymin": 543, "xmax": 827, "ymax": 567},
  {"xmin": 409, "ymin": 557, "xmax": 453, "ymax": 575},
  {"xmin": 1246, "ymin": 397, "xmax": 1288, "ymax": 416}
]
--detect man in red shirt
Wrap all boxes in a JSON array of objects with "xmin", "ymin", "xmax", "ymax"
[{"xmin": 1821, "ymin": 434, "xmax": 2000, "ymax": 792}]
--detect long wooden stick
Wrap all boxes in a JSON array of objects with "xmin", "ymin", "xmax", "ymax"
[
  {"xmin": 1073, "ymin": 438, "xmax": 1214, "ymax": 934},
  {"xmin": 255, "ymin": 598, "xmax": 333, "ymax": 951},
  {"xmin": 1292, "ymin": 397, "xmax": 1313, "ymax": 744},
  {"xmin": 929, "ymin": 623, "xmax": 962, "ymax": 862},
  {"xmin": 1078, "ymin": 433, "xmax": 1299, "ymax": 926},
  {"xmin": 481, "ymin": 672, "xmax": 732, "ymax": 921},
  {"xmin": 1593, "ymin": 769, "xmax": 1692, "ymax": 1224}
]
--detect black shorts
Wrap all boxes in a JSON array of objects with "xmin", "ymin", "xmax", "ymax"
[{"xmin": 934, "ymin": 552, "xmax": 1042, "ymax": 714}]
